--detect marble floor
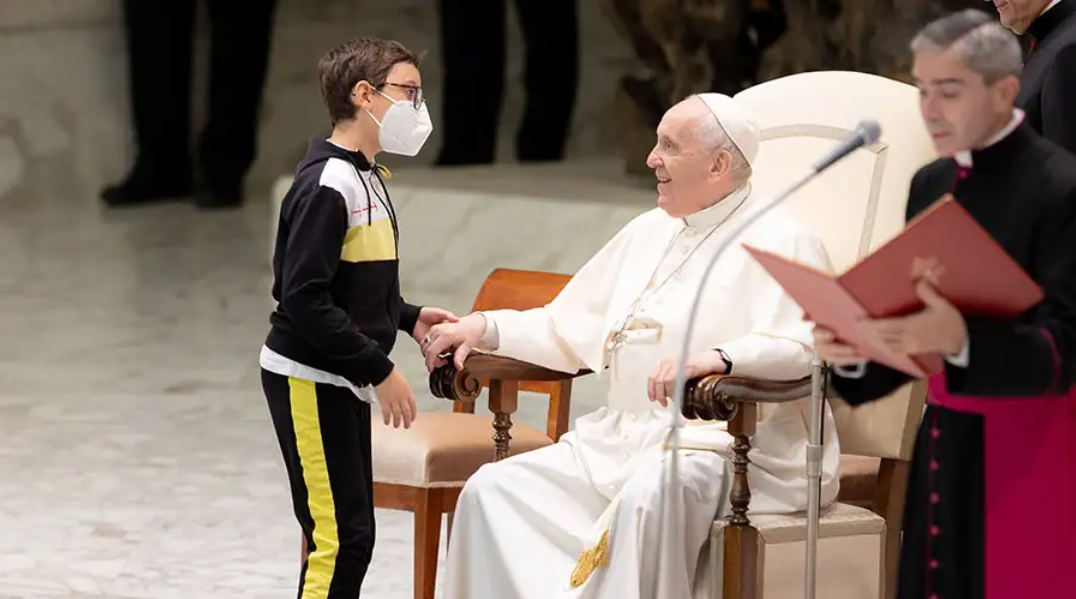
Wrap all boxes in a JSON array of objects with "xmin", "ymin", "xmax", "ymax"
[
  {"xmin": 0, "ymin": 192, "xmax": 333, "ymax": 598},
  {"xmin": 0, "ymin": 159, "xmax": 656, "ymax": 598}
]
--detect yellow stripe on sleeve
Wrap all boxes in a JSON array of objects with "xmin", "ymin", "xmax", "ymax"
[{"xmin": 289, "ymin": 377, "xmax": 339, "ymax": 599}]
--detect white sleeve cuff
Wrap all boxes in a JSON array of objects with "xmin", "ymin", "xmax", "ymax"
[
  {"xmin": 832, "ymin": 362, "xmax": 867, "ymax": 379},
  {"xmin": 477, "ymin": 312, "xmax": 500, "ymax": 350},
  {"xmin": 945, "ymin": 338, "xmax": 970, "ymax": 368}
]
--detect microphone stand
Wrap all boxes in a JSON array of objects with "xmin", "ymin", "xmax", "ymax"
[
  {"xmin": 658, "ymin": 166, "xmax": 819, "ymax": 599},
  {"xmin": 658, "ymin": 120, "xmax": 877, "ymax": 598}
]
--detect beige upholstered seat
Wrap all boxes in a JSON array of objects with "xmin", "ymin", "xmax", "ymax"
[
  {"xmin": 372, "ymin": 413, "xmax": 553, "ymax": 488},
  {"xmin": 693, "ymin": 71, "xmax": 933, "ymax": 599},
  {"xmin": 367, "ymin": 269, "xmax": 574, "ymax": 599},
  {"xmin": 709, "ymin": 503, "xmax": 887, "ymax": 599}
]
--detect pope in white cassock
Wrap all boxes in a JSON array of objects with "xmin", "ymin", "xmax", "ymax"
[{"xmin": 421, "ymin": 93, "xmax": 842, "ymax": 599}]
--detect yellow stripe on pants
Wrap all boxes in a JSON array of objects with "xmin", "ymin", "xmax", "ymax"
[{"xmin": 289, "ymin": 377, "xmax": 339, "ymax": 599}]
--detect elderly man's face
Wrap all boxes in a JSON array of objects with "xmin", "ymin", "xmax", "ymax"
[
  {"xmin": 993, "ymin": 0, "xmax": 1051, "ymax": 34},
  {"xmin": 646, "ymin": 99, "xmax": 735, "ymax": 218}
]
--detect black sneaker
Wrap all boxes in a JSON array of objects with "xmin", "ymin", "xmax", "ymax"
[{"xmin": 100, "ymin": 170, "xmax": 193, "ymax": 206}]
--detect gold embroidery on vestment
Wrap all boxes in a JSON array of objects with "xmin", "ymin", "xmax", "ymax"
[{"xmin": 569, "ymin": 529, "xmax": 610, "ymax": 588}]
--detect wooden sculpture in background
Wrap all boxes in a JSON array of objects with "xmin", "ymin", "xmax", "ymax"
[{"xmin": 602, "ymin": 0, "xmax": 995, "ymax": 175}]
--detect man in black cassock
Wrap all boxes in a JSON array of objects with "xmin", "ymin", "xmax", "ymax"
[
  {"xmin": 994, "ymin": 0, "xmax": 1076, "ymax": 151},
  {"xmin": 101, "ymin": 0, "xmax": 278, "ymax": 209},
  {"xmin": 813, "ymin": 10, "xmax": 1076, "ymax": 599},
  {"xmin": 435, "ymin": 0, "xmax": 578, "ymax": 165}
]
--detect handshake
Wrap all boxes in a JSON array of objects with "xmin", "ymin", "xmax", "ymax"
[
  {"xmin": 375, "ymin": 307, "xmax": 487, "ymax": 430},
  {"xmin": 379, "ymin": 306, "xmax": 733, "ymax": 428}
]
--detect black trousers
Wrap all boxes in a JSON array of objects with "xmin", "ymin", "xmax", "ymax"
[
  {"xmin": 436, "ymin": 0, "xmax": 579, "ymax": 164},
  {"xmin": 263, "ymin": 370, "xmax": 375, "ymax": 598},
  {"xmin": 120, "ymin": 0, "xmax": 277, "ymax": 187}
]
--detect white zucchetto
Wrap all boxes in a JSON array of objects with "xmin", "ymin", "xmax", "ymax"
[{"xmin": 697, "ymin": 93, "xmax": 760, "ymax": 167}]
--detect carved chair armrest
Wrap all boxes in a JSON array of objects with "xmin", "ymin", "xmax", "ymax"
[
  {"xmin": 429, "ymin": 353, "xmax": 592, "ymax": 402},
  {"xmin": 681, "ymin": 374, "xmax": 814, "ymax": 421}
]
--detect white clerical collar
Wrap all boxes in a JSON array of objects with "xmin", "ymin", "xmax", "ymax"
[
  {"xmin": 682, "ymin": 182, "xmax": 751, "ymax": 230},
  {"xmin": 1042, "ymin": 0, "xmax": 1063, "ymax": 16},
  {"xmin": 954, "ymin": 108, "xmax": 1025, "ymax": 167}
]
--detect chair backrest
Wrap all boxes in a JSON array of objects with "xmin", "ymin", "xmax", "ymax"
[
  {"xmin": 471, "ymin": 268, "xmax": 572, "ymax": 314},
  {"xmin": 460, "ymin": 268, "xmax": 574, "ymax": 440},
  {"xmin": 734, "ymin": 71, "xmax": 933, "ymax": 461}
]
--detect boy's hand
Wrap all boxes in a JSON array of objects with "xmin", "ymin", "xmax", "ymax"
[
  {"xmin": 412, "ymin": 307, "xmax": 458, "ymax": 345},
  {"xmin": 374, "ymin": 367, "xmax": 417, "ymax": 429}
]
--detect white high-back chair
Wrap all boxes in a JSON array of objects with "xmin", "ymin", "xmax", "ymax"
[{"xmin": 694, "ymin": 71, "xmax": 936, "ymax": 599}]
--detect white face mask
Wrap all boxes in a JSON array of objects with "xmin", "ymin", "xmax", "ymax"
[{"xmin": 366, "ymin": 92, "xmax": 433, "ymax": 157}]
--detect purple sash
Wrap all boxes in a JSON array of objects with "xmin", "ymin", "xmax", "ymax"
[{"xmin": 928, "ymin": 375, "xmax": 1076, "ymax": 598}]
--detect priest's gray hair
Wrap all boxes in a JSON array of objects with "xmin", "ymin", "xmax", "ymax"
[
  {"xmin": 911, "ymin": 9, "xmax": 1023, "ymax": 83},
  {"xmin": 696, "ymin": 112, "xmax": 752, "ymax": 186}
]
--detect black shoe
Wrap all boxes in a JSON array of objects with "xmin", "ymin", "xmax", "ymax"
[
  {"xmin": 194, "ymin": 180, "xmax": 244, "ymax": 210},
  {"xmin": 100, "ymin": 170, "xmax": 193, "ymax": 207}
]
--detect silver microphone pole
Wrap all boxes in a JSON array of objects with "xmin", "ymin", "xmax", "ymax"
[{"xmin": 657, "ymin": 119, "xmax": 880, "ymax": 599}]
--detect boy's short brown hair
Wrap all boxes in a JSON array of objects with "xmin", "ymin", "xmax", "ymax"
[{"xmin": 318, "ymin": 37, "xmax": 421, "ymax": 125}]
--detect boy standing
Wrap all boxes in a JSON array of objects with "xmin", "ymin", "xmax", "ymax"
[{"xmin": 260, "ymin": 38, "xmax": 455, "ymax": 597}]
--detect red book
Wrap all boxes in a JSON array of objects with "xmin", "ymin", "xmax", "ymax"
[{"xmin": 744, "ymin": 195, "xmax": 1044, "ymax": 377}]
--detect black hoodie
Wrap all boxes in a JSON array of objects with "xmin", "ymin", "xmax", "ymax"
[{"xmin": 264, "ymin": 138, "xmax": 421, "ymax": 388}]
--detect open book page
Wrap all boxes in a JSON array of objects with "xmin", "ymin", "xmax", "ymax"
[{"xmin": 743, "ymin": 245, "xmax": 929, "ymax": 377}]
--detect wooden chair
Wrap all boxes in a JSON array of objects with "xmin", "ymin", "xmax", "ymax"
[
  {"xmin": 432, "ymin": 71, "xmax": 936, "ymax": 599},
  {"xmin": 366, "ymin": 268, "xmax": 574, "ymax": 599},
  {"xmin": 672, "ymin": 71, "xmax": 931, "ymax": 599}
]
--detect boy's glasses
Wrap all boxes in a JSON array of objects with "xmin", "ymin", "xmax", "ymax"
[{"xmin": 382, "ymin": 82, "xmax": 424, "ymax": 110}]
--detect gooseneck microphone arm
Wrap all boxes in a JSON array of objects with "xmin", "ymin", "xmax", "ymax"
[{"xmin": 655, "ymin": 119, "xmax": 881, "ymax": 599}]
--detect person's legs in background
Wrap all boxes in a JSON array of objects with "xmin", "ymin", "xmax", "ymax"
[
  {"xmin": 514, "ymin": 0, "xmax": 578, "ymax": 162},
  {"xmin": 101, "ymin": 0, "xmax": 197, "ymax": 206},
  {"xmin": 197, "ymin": 0, "xmax": 279, "ymax": 209},
  {"xmin": 435, "ymin": 0, "xmax": 508, "ymax": 166}
]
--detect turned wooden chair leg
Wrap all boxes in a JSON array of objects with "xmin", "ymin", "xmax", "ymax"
[
  {"xmin": 723, "ymin": 404, "xmax": 759, "ymax": 599},
  {"xmin": 488, "ymin": 380, "xmax": 520, "ymax": 461},
  {"xmin": 875, "ymin": 460, "xmax": 911, "ymax": 599},
  {"xmin": 414, "ymin": 488, "xmax": 443, "ymax": 599}
]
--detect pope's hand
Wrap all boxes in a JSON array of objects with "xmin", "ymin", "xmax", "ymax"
[
  {"xmin": 812, "ymin": 326, "xmax": 866, "ymax": 366},
  {"xmin": 647, "ymin": 350, "xmax": 727, "ymax": 407},
  {"xmin": 422, "ymin": 313, "xmax": 488, "ymax": 372}
]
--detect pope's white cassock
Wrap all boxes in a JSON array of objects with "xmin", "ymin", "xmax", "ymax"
[{"xmin": 441, "ymin": 96, "xmax": 841, "ymax": 599}]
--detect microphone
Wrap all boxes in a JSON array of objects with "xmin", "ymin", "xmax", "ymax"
[
  {"xmin": 654, "ymin": 120, "xmax": 882, "ymax": 599},
  {"xmin": 810, "ymin": 119, "xmax": 882, "ymax": 173}
]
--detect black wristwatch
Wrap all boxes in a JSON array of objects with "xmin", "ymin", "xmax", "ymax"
[{"xmin": 715, "ymin": 348, "xmax": 733, "ymax": 374}]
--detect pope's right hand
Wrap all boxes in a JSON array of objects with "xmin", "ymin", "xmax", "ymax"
[
  {"xmin": 812, "ymin": 326, "xmax": 865, "ymax": 366},
  {"xmin": 375, "ymin": 366, "xmax": 417, "ymax": 429},
  {"xmin": 422, "ymin": 313, "xmax": 487, "ymax": 372}
]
